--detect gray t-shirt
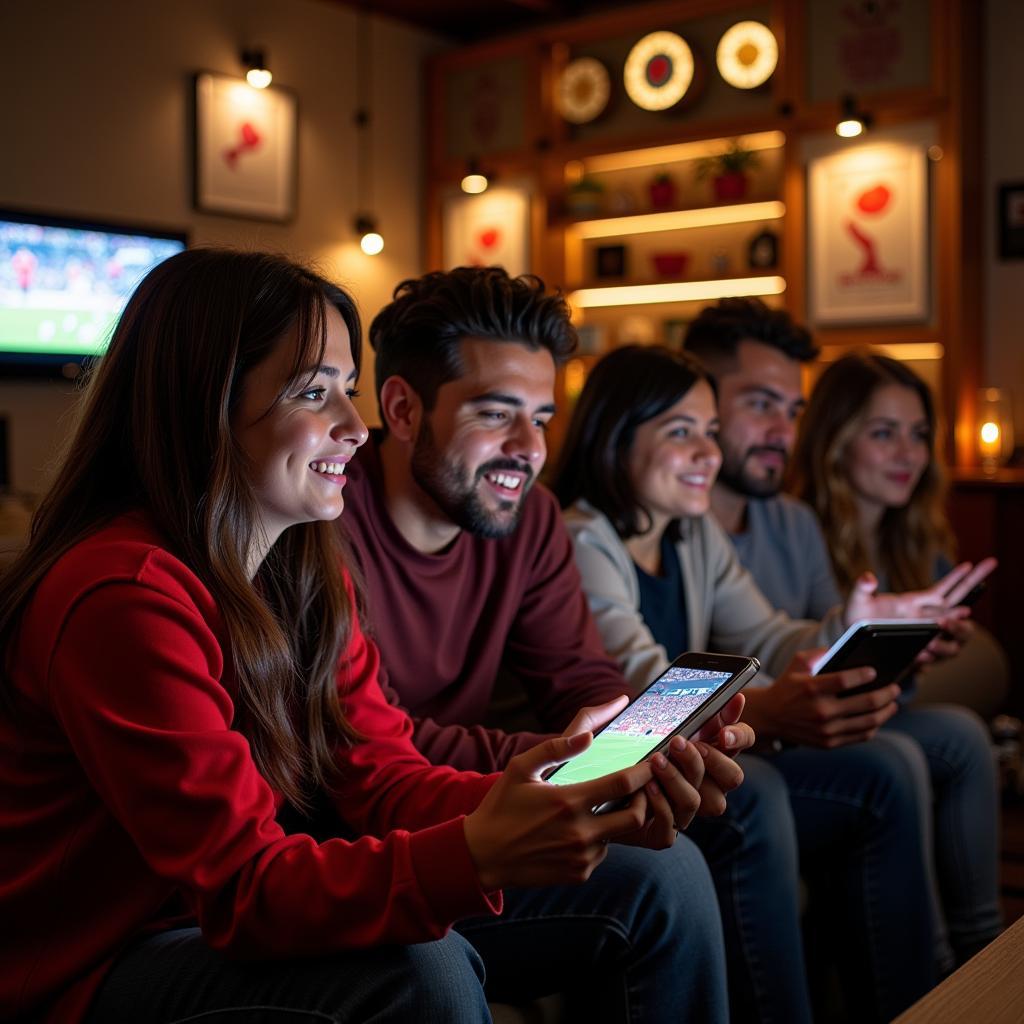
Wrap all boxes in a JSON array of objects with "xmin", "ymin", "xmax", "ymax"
[{"xmin": 728, "ymin": 493, "xmax": 841, "ymax": 621}]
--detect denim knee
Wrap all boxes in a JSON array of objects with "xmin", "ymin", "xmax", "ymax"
[{"xmin": 397, "ymin": 933, "xmax": 489, "ymax": 1022}]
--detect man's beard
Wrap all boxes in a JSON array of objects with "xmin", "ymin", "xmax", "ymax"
[
  {"xmin": 410, "ymin": 418, "xmax": 533, "ymax": 539},
  {"xmin": 716, "ymin": 442, "xmax": 788, "ymax": 498}
]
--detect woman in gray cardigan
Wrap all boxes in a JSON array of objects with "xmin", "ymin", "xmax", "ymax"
[{"xmin": 550, "ymin": 345, "xmax": 949, "ymax": 1024}]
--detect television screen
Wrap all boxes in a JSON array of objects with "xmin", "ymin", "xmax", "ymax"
[{"xmin": 0, "ymin": 209, "xmax": 186, "ymax": 372}]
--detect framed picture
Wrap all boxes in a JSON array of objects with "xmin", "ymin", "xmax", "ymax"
[
  {"xmin": 193, "ymin": 72, "xmax": 298, "ymax": 221},
  {"xmin": 998, "ymin": 183, "xmax": 1024, "ymax": 260},
  {"xmin": 808, "ymin": 139, "xmax": 928, "ymax": 324},
  {"xmin": 594, "ymin": 244, "xmax": 627, "ymax": 279},
  {"xmin": 442, "ymin": 185, "xmax": 530, "ymax": 275}
]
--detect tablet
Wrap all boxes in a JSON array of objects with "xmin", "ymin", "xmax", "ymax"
[{"xmin": 813, "ymin": 619, "xmax": 941, "ymax": 697}]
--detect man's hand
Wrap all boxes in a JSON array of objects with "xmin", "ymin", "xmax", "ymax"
[{"xmin": 742, "ymin": 649, "xmax": 900, "ymax": 748}]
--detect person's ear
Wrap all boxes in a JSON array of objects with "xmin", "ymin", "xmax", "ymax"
[{"xmin": 379, "ymin": 376, "xmax": 422, "ymax": 443}]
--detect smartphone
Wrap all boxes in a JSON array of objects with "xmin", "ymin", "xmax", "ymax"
[
  {"xmin": 813, "ymin": 619, "xmax": 941, "ymax": 698},
  {"xmin": 544, "ymin": 651, "xmax": 759, "ymax": 801}
]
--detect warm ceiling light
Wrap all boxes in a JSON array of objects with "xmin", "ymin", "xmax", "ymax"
[
  {"xmin": 355, "ymin": 215, "xmax": 383, "ymax": 256},
  {"xmin": 558, "ymin": 56, "xmax": 611, "ymax": 124},
  {"xmin": 836, "ymin": 94, "xmax": 870, "ymax": 138},
  {"xmin": 461, "ymin": 159, "xmax": 489, "ymax": 194},
  {"xmin": 716, "ymin": 21, "xmax": 778, "ymax": 89},
  {"xmin": 624, "ymin": 31, "xmax": 695, "ymax": 112},
  {"xmin": 241, "ymin": 49, "xmax": 272, "ymax": 89}
]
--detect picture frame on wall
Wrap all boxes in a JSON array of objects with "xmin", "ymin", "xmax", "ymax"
[
  {"xmin": 193, "ymin": 72, "xmax": 298, "ymax": 222},
  {"xmin": 808, "ymin": 139, "xmax": 929, "ymax": 325},
  {"xmin": 442, "ymin": 185, "xmax": 531, "ymax": 275},
  {"xmin": 998, "ymin": 182, "xmax": 1024, "ymax": 260}
]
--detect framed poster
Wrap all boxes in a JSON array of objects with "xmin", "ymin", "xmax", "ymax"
[
  {"xmin": 808, "ymin": 140, "xmax": 928, "ymax": 324},
  {"xmin": 442, "ymin": 186, "xmax": 530, "ymax": 275},
  {"xmin": 998, "ymin": 182, "xmax": 1024, "ymax": 260},
  {"xmin": 194, "ymin": 72, "xmax": 297, "ymax": 221}
]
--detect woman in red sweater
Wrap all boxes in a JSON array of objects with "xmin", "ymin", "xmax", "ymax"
[{"xmin": 0, "ymin": 249, "xmax": 725, "ymax": 1023}]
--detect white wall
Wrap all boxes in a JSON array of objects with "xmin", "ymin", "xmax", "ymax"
[
  {"xmin": 985, "ymin": 0, "xmax": 1024, "ymax": 441},
  {"xmin": 0, "ymin": 0, "xmax": 444, "ymax": 494}
]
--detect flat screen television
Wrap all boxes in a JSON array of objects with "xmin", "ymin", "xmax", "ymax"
[{"xmin": 0, "ymin": 208, "xmax": 187, "ymax": 375}]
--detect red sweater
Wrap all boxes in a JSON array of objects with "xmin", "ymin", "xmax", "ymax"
[
  {"xmin": 0, "ymin": 514, "xmax": 499, "ymax": 1023},
  {"xmin": 341, "ymin": 435, "xmax": 629, "ymax": 772}
]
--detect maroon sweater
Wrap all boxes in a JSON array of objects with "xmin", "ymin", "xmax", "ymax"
[{"xmin": 342, "ymin": 435, "xmax": 629, "ymax": 772}]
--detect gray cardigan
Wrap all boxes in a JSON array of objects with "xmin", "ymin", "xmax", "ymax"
[{"xmin": 562, "ymin": 499, "xmax": 845, "ymax": 691}]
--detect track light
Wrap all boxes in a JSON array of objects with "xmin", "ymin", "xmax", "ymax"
[
  {"xmin": 355, "ymin": 215, "xmax": 383, "ymax": 256},
  {"xmin": 241, "ymin": 49, "xmax": 272, "ymax": 89},
  {"xmin": 461, "ymin": 159, "xmax": 489, "ymax": 194},
  {"xmin": 836, "ymin": 94, "xmax": 871, "ymax": 138}
]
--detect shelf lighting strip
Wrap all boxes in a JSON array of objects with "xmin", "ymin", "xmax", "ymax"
[
  {"xmin": 569, "ymin": 200, "xmax": 785, "ymax": 239},
  {"xmin": 570, "ymin": 276, "xmax": 786, "ymax": 308},
  {"xmin": 819, "ymin": 342, "xmax": 945, "ymax": 362},
  {"xmin": 580, "ymin": 130, "xmax": 786, "ymax": 174}
]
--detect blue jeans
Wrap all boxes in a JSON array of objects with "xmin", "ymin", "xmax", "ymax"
[
  {"xmin": 686, "ymin": 742, "xmax": 936, "ymax": 1024},
  {"xmin": 882, "ymin": 704, "xmax": 1004, "ymax": 964},
  {"xmin": 458, "ymin": 839, "xmax": 727, "ymax": 1022},
  {"xmin": 84, "ymin": 840, "xmax": 726, "ymax": 1023}
]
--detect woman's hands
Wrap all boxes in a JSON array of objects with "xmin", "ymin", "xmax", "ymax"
[{"xmin": 463, "ymin": 731, "xmax": 652, "ymax": 890}]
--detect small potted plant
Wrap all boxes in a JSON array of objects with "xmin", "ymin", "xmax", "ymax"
[
  {"xmin": 566, "ymin": 175, "xmax": 605, "ymax": 218},
  {"xmin": 695, "ymin": 141, "xmax": 760, "ymax": 203},
  {"xmin": 648, "ymin": 171, "xmax": 677, "ymax": 211}
]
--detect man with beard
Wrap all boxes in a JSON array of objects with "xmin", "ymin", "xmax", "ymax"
[
  {"xmin": 683, "ymin": 298, "xmax": 1002, "ymax": 976},
  {"xmin": 337, "ymin": 266, "xmax": 751, "ymax": 1019}
]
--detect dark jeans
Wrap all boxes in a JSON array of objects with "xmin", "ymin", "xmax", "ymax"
[
  {"xmin": 883, "ymin": 704, "xmax": 1004, "ymax": 964},
  {"xmin": 84, "ymin": 839, "xmax": 727, "ymax": 1024},
  {"xmin": 687, "ymin": 741, "xmax": 937, "ymax": 1024}
]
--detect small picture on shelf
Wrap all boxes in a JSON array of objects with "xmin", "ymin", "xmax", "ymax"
[
  {"xmin": 747, "ymin": 227, "xmax": 778, "ymax": 269},
  {"xmin": 595, "ymin": 244, "xmax": 627, "ymax": 279}
]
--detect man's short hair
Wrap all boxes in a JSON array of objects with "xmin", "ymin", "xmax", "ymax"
[
  {"xmin": 682, "ymin": 297, "xmax": 819, "ymax": 372},
  {"xmin": 368, "ymin": 266, "xmax": 577, "ymax": 413}
]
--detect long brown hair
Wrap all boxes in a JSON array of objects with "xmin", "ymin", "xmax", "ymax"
[
  {"xmin": 0, "ymin": 249, "xmax": 361, "ymax": 811},
  {"xmin": 788, "ymin": 352, "xmax": 953, "ymax": 593}
]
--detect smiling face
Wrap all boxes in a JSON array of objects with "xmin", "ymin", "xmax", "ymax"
[
  {"xmin": 626, "ymin": 379, "xmax": 722, "ymax": 530},
  {"xmin": 714, "ymin": 340, "xmax": 806, "ymax": 497},
  {"xmin": 233, "ymin": 304, "xmax": 368, "ymax": 566},
  {"xmin": 845, "ymin": 382, "xmax": 931, "ymax": 517},
  {"xmin": 409, "ymin": 337, "xmax": 556, "ymax": 538}
]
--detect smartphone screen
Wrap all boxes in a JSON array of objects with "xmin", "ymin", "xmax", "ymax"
[{"xmin": 548, "ymin": 665, "xmax": 736, "ymax": 787}]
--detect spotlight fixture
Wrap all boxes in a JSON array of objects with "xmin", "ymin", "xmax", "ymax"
[
  {"xmin": 241, "ymin": 48, "xmax": 272, "ymax": 89},
  {"xmin": 836, "ymin": 94, "xmax": 871, "ymax": 138},
  {"xmin": 623, "ymin": 31, "xmax": 695, "ymax": 112},
  {"xmin": 355, "ymin": 215, "xmax": 383, "ymax": 256},
  {"xmin": 352, "ymin": 10, "xmax": 383, "ymax": 255},
  {"xmin": 461, "ymin": 159, "xmax": 489, "ymax": 194}
]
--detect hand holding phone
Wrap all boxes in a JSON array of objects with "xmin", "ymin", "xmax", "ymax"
[
  {"xmin": 544, "ymin": 652, "xmax": 759, "ymax": 809},
  {"xmin": 813, "ymin": 619, "xmax": 940, "ymax": 697}
]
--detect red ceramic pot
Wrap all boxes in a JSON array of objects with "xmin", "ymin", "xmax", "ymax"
[{"xmin": 713, "ymin": 172, "xmax": 748, "ymax": 202}]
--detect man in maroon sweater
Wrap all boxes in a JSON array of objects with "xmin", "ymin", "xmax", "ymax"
[{"xmin": 343, "ymin": 266, "xmax": 750, "ymax": 786}]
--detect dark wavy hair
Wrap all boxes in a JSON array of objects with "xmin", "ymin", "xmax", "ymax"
[
  {"xmin": 683, "ymin": 297, "xmax": 819, "ymax": 374},
  {"xmin": 0, "ymin": 248, "xmax": 362, "ymax": 811},
  {"xmin": 368, "ymin": 265, "xmax": 577, "ymax": 420},
  {"xmin": 788, "ymin": 352, "xmax": 954, "ymax": 593},
  {"xmin": 550, "ymin": 345, "xmax": 715, "ymax": 539}
]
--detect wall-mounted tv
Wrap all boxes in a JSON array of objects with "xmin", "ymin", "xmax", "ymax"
[{"xmin": 0, "ymin": 208, "xmax": 187, "ymax": 375}]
